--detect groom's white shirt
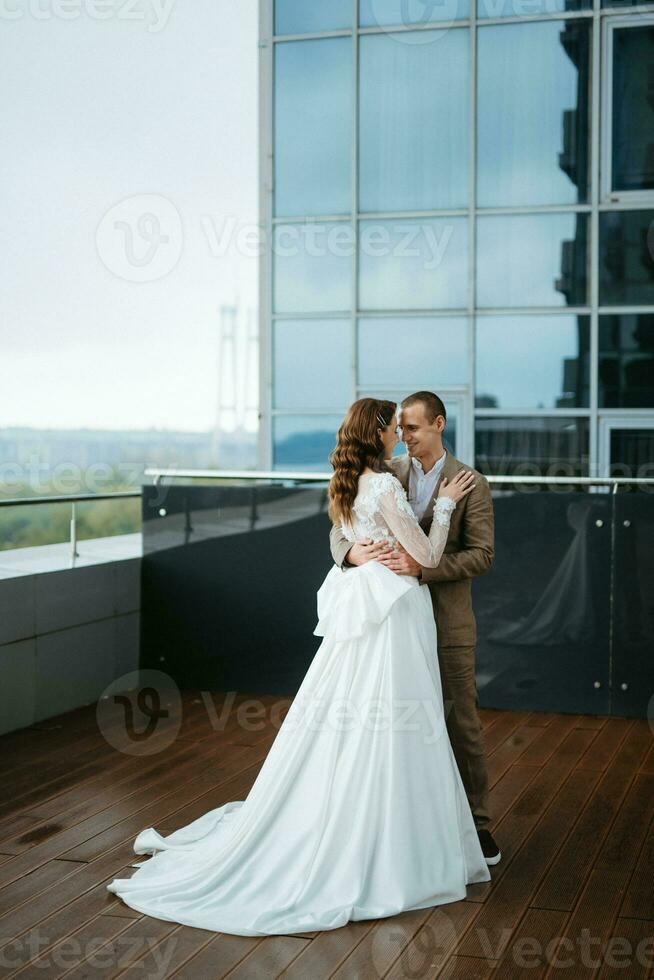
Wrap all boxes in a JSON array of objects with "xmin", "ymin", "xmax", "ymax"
[{"xmin": 408, "ymin": 450, "xmax": 447, "ymax": 522}]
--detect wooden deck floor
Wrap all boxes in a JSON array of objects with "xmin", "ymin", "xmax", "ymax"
[{"xmin": 0, "ymin": 694, "xmax": 653, "ymax": 979}]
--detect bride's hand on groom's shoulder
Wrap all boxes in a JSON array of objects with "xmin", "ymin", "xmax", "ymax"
[
  {"xmin": 345, "ymin": 539, "xmax": 392, "ymax": 566},
  {"xmin": 438, "ymin": 469, "xmax": 476, "ymax": 503}
]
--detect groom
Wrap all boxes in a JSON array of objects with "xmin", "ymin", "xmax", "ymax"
[{"xmin": 329, "ymin": 390, "xmax": 501, "ymax": 866}]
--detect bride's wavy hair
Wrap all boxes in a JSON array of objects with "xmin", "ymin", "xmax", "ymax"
[{"xmin": 328, "ymin": 398, "xmax": 397, "ymax": 526}]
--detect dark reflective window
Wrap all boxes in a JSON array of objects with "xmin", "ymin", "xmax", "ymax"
[
  {"xmin": 610, "ymin": 26, "xmax": 654, "ymax": 192},
  {"xmin": 274, "ymin": 39, "xmax": 352, "ymax": 217},
  {"xmin": 274, "ymin": 320, "xmax": 352, "ymax": 409},
  {"xmin": 475, "ymin": 417, "xmax": 590, "ymax": 476},
  {"xmin": 477, "ymin": 21, "xmax": 590, "ymax": 205},
  {"xmin": 599, "ymin": 314, "xmax": 654, "ymax": 408},
  {"xmin": 477, "ymin": 213, "xmax": 588, "ymax": 308},
  {"xmin": 273, "ymin": 415, "xmax": 342, "ymax": 470},
  {"xmin": 359, "ymin": 29, "xmax": 469, "ymax": 212},
  {"xmin": 476, "ymin": 315, "xmax": 590, "ymax": 409},
  {"xmin": 275, "ymin": 0, "xmax": 352, "ymax": 34},
  {"xmin": 609, "ymin": 428, "xmax": 654, "ymax": 477},
  {"xmin": 599, "ymin": 210, "xmax": 654, "ymax": 306}
]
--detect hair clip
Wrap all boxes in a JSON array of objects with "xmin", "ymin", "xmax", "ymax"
[{"xmin": 376, "ymin": 412, "xmax": 387, "ymax": 427}]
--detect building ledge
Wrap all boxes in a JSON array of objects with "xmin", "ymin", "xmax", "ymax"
[{"xmin": 0, "ymin": 533, "xmax": 142, "ymax": 579}]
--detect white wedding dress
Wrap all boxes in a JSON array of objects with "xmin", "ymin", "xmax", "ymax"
[{"xmin": 106, "ymin": 471, "xmax": 491, "ymax": 935}]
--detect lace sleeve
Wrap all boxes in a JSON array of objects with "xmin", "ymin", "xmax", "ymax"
[{"xmin": 376, "ymin": 477, "xmax": 456, "ymax": 568}]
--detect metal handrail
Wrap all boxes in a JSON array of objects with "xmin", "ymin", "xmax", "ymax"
[
  {"xmin": 143, "ymin": 467, "xmax": 654, "ymax": 487},
  {"xmin": 0, "ymin": 491, "xmax": 140, "ymax": 508}
]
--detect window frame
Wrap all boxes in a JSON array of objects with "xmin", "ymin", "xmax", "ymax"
[{"xmin": 601, "ymin": 13, "xmax": 654, "ymax": 205}]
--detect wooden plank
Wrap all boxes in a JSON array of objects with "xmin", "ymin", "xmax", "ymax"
[
  {"xmin": 456, "ymin": 767, "xmax": 599, "ymax": 958},
  {"xmin": 492, "ymin": 908, "xmax": 569, "ymax": 980},
  {"xmin": 597, "ymin": 916, "xmax": 654, "ymax": 979},
  {"xmin": 0, "ymin": 753, "xmax": 272, "ymax": 948},
  {"xmin": 543, "ymin": 868, "xmax": 630, "ymax": 979},
  {"xmin": 167, "ymin": 934, "xmax": 262, "ymax": 980},
  {"xmin": 277, "ymin": 921, "xmax": 373, "ymax": 980},
  {"xmin": 0, "ymin": 858, "xmax": 86, "ymax": 916},
  {"xmin": 0, "ymin": 732, "xmax": 275, "ymax": 884},
  {"xmin": 533, "ymin": 725, "xmax": 654, "ymax": 912},
  {"xmin": 620, "ymin": 813, "xmax": 654, "ymax": 921},
  {"xmin": 517, "ymin": 715, "xmax": 595, "ymax": 768},
  {"xmin": 329, "ymin": 909, "xmax": 433, "ymax": 980},
  {"xmin": 542, "ymin": 769, "xmax": 654, "ymax": 977},
  {"xmin": 483, "ymin": 713, "xmax": 534, "ymax": 755},
  {"xmin": 114, "ymin": 925, "xmax": 219, "ymax": 979},
  {"xmin": 0, "ymin": 698, "xmax": 212, "ymax": 822},
  {"xmin": 465, "ymin": 728, "xmax": 598, "ymax": 903},
  {"xmin": 487, "ymin": 725, "xmax": 546, "ymax": 784},
  {"xmin": 575, "ymin": 718, "xmax": 634, "ymax": 772},
  {"xmin": 8, "ymin": 911, "xmax": 135, "ymax": 979},
  {"xmin": 219, "ymin": 936, "xmax": 309, "ymax": 979},
  {"xmin": 439, "ymin": 953, "xmax": 497, "ymax": 978},
  {"xmin": 2, "ymin": 726, "xmax": 269, "ymax": 855},
  {"xmin": 384, "ymin": 902, "xmax": 480, "ymax": 980}
]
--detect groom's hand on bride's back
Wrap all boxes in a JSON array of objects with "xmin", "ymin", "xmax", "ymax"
[
  {"xmin": 376, "ymin": 544, "xmax": 421, "ymax": 577},
  {"xmin": 345, "ymin": 540, "xmax": 393, "ymax": 566}
]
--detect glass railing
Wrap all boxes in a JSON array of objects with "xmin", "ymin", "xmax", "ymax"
[
  {"xmin": 0, "ymin": 491, "xmax": 141, "ymax": 556},
  {"xmin": 138, "ymin": 471, "xmax": 654, "ymax": 720}
]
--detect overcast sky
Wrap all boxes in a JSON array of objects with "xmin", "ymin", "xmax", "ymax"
[{"xmin": 1, "ymin": 0, "xmax": 258, "ymax": 432}]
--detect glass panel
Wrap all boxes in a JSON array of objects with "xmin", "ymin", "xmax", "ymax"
[
  {"xmin": 275, "ymin": 0, "xmax": 352, "ymax": 34},
  {"xmin": 359, "ymin": 0, "xmax": 470, "ymax": 27},
  {"xmin": 609, "ymin": 428, "xmax": 654, "ymax": 478},
  {"xmin": 274, "ymin": 319, "xmax": 352, "ymax": 409},
  {"xmin": 358, "ymin": 317, "xmax": 468, "ymax": 386},
  {"xmin": 273, "ymin": 222, "xmax": 353, "ymax": 313},
  {"xmin": 274, "ymin": 39, "xmax": 352, "ymax": 217},
  {"xmin": 599, "ymin": 210, "xmax": 654, "ymax": 306},
  {"xmin": 612, "ymin": 491, "xmax": 654, "ymax": 718},
  {"xmin": 359, "ymin": 217, "xmax": 468, "ymax": 310},
  {"xmin": 273, "ymin": 415, "xmax": 343, "ymax": 470},
  {"xmin": 473, "ymin": 491, "xmax": 611, "ymax": 715},
  {"xmin": 476, "ymin": 315, "xmax": 590, "ymax": 409},
  {"xmin": 611, "ymin": 26, "xmax": 654, "ymax": 192},
  {"xmin": 599, "ymin": 314, "xmax": 654, "ymax": 408},
  {"xmin": 477, "ymin": 21, "xmax": 590, "ymax": 205},
  {"xmin": 475, "ymin": 417, "xmax": 590, "ymax": 476},
  {"xmin": 477, "ymin": 213, "xmax": 588, "ymax": 308},
  {"xmin": 359, "ymin": 30, "xmax": 469, "ymax": 212}
]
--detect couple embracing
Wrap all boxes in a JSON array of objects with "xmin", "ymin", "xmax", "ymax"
[{"xmin": 107, "ymin": 390, "xmax": 500, "ymax": 937}]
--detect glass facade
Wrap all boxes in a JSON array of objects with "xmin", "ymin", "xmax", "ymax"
[{"xmin": 263, "ymin": 2, "xmax": 654, "ymax": 474}]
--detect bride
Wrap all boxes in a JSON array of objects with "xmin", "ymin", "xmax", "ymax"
[{"xmin": 106, "ymin": 397, "xmax": 492, "ymax": 935}]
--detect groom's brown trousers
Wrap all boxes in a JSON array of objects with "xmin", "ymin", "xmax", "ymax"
[{"xmin": 437, "ymin": 643, "xmax": 490, "ymax": 830}]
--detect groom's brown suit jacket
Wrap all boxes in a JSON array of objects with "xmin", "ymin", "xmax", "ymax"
[{"xmin": 329, "ymin": 453, "xmax": 495, "ymax": 648}]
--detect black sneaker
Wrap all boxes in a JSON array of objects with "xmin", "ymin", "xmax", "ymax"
[{"xmin": 477, "ymin": 828, "xmax": 501, "ymax": 866}]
